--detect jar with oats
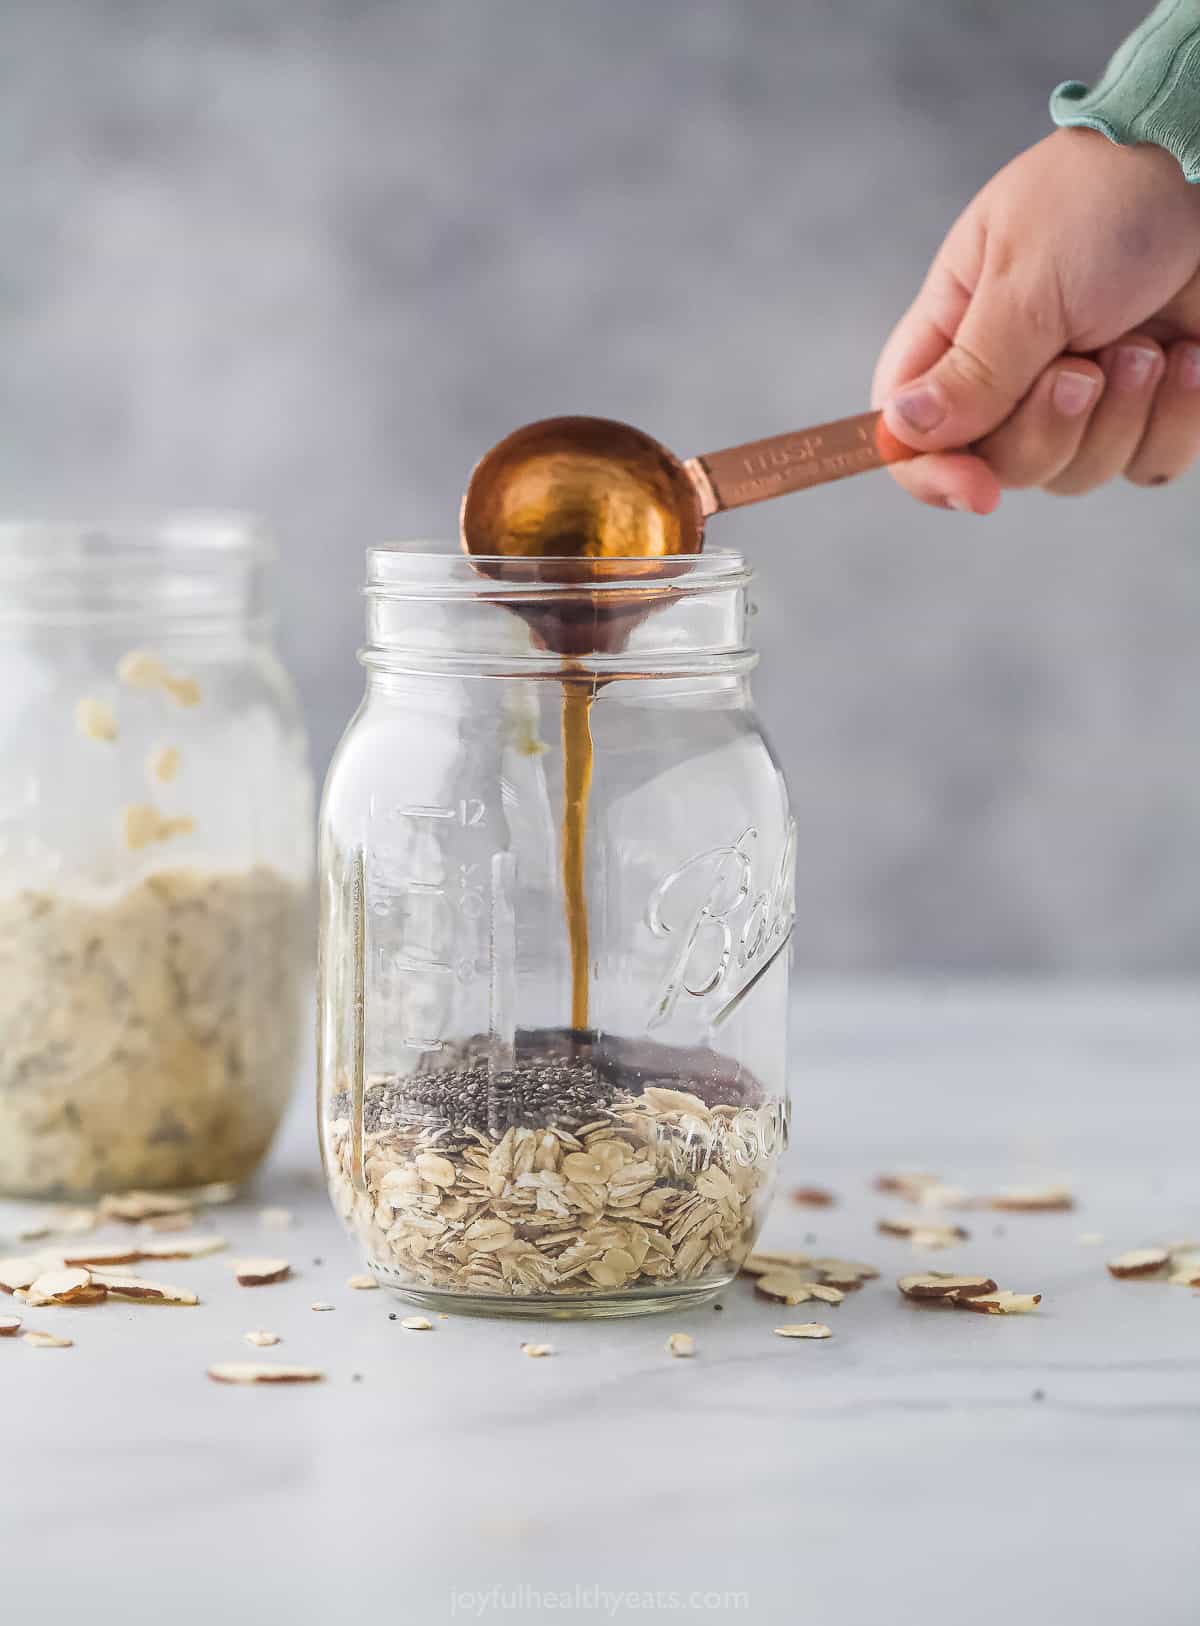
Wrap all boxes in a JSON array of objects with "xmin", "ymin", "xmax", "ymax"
[
  {"xmin": 319, "ymin": 547, "xmax": 793, "ymax": 1318},
  {"xmin": 0, "ymin": 518, "xmax": 313, "ymax": 1198}
]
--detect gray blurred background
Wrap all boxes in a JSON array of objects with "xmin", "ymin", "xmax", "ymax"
[{"xmin": 3, "ymin": 0, "xmax": 1198, "ymax": 975}]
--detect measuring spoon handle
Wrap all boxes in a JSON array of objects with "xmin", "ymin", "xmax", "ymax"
[{"xmin": 684, "ymin": 410, "xmax": 918, "ymax": 516}]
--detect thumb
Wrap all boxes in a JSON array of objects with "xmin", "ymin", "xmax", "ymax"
[{"xmin": 882, "ymin": 260, "xmax": 1068, "ymax": 450}]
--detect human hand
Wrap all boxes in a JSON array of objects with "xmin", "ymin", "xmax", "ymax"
[{"xmin": 872, "ymin": 128, "xmax": 1200, "ymax": 511}]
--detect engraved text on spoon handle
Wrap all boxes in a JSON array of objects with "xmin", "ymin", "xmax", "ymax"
[{"xmin": 686, "ymin": 411, "xmax": 917, "ymax": 515}]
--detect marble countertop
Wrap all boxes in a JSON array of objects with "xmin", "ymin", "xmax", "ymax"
[{"xmin": 3, "ymin": 987, "xmax": 1198, "ymax": 1626}]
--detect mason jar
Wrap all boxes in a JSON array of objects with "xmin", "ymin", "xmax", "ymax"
[
  {"xmin": 0, "ymin": 517, "xmax": 313, "ymax": 1199},
  {"xmin": 319, "ymin": 547, "xmax": 793, "ymax": 1318}
]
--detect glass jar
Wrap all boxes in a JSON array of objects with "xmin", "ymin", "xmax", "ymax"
[
  {"xmin": 319, "ymin": 547, "xmax": 793, "ymax": 1318},
  {"xmin": 0, "ymin": 518, "xmax": 313, "ymax": 1198}
]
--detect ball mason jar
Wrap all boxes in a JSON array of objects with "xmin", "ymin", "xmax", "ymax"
[
  {"xmin": 319, "ymin": 547, "xmax": 793, "ymax": 1317},
  {"xmin": 0, "ymin": 518, "xmax": 313, "ymax": 1199}
]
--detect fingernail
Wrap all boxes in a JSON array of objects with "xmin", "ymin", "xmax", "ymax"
[
  {"xmin": 1111, "ymin": 345, "xmax": 1158, "ymax": 393},
  {"xmin": 889, "ymin": 383, "xmax": 947, "ymax": 434},
  {"xmin": 1178, "ymin": 343, "xmax": 1200, "ymax": 390},
  {"xmin": 1053, "ymin": 370, "xmax": 1101, "ymax": 416},
  {"xmin": 944, "ymin": 497, "xmax": 972, "ymax": 512}
]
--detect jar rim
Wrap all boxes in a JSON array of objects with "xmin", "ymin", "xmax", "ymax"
[
  {"xmin": 0, "ymin": 514, "xmax": 275, "ymax": 568},
  {"xmin": 366, "ymin": 543, "xmax": 752, "ymax": 600},
  {"xmin": 0, "ymin": 514, "xmax": 275, "ymax": 629}
]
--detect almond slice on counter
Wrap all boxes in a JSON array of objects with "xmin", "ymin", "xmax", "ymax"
[
  {"xmin": 208, "ymin": 1363, "xmax": 325, "ymax": 1385},
  {"xmin": 521, "ymin": 1342, "xmax": 556, "ymax": 1358},
  {"xmin": 88, "ymin": 1272, "xmax": 198, "ymax": 1305},
  {"xmin": 0, "ymin": 1315, "xmax": 21, "ymax": 1336},
  {"xmin": 773, "ymin": 1322, "xmax": 832, "ymax": 1339},
  {"xmin": 22, "ymin": 1329, "xmax": 74, "ymax": 1348},
  {"xmin": 989, "ymin": 1186, "xmax": 1075, "ymax": 1213},
  {"xmin": 665, "ymin": 1332, "xmax": 695, "ymax": 1358},
  {"xmin": 878, "ymin": 1218, "xmax": 969, "ymax": 1248},
  {"xmin": 98, "ymin": 1190, "xmax": 195, "ymax": 1224},
  {"xmin": 141, "ymin": 1210, "xmax": 197, "ymax": 1233},
  {"xmin": 22, "ymin": 1268, "xmax": 106, "ymax": 1307},
  {"xmin": 399, "ymin": 1316, "xmax": 432, "ymax": 1331},
  {"xmin": 310, "ymin": 1302, "xmax": 335, "ymax": 1313},
  {"xmin": 139, "ymin": 1236, "xmax": 228, "ymax": 1261},
  {"xmin": 956, "ymin": 1290, "xmax": 1042, "ymax": 1315},
  {"xmin": 1168, "ymin": 1268, "xmax": 1200, "ymax": 1287},
  {"xmin": 803, "ymin": 1282, "xmax": 845, "ymax": 1305},
  {"xmin": 233, "ymin": 1258, "xmax": 291, "ymax": 1287},
  {"xmin": 18, "ymin": 1207, "xmax": 96, "ymax": 1242},
  {"xmin": 0, "ymin": 1257, "xmax": 46, "ymax": 1294},
  {"xmin": 346, "ymin": 1274, "xmax": 378, "ymax": 1291},
  {"xmin": 790, "ymin": 1187, "xmax": 836, "ymax": 1208},
  {"xmin": 740, "ymin": 1250, "xmax": 813, "ymax": 1277},
  {"xmin": 59, "ymin": 1243, "xmax": 146, "ymax": 1268},
  {"xmin": 245, "ymin": 1330, "xmax": 281, "ymax": 1347},
  {"xmin": 810, "ymin": 1257, "xmax": 880, "ymax": 1289},
  {"xmin": 753, "ymin": 1272, "xmax": 816, "ymax": 1306},
  {"xmin": 1106, "ymin": 1248, "xmax": 1170, "ymax": 1280},
  {"xmin": 874, "ymin": 1172, "xmax": 944, "ymax": 1200},
  {"xmin": 899, "ymin": 1273, "xmax": 998, "ymax": 1302}
]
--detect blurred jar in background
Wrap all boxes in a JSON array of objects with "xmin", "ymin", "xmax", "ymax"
[{"xmin": 0, "ymin": 518, "xmax": 313, "ymax": 1198}]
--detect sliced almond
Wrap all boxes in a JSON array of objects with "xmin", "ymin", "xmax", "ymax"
[
  {"xmin": 1167, "ymin": 1269, "xmax": 1200, "ymax": 1287},
  {"xmin": 957, "ymin": 1290, "xmax": 1042, "ymax": 1315},
  {"xmin": 773, "ymin": 1322, "xmax": 832, "ymax": 1339},
  {"xmin": 23, "ymin": 1268, "xmax": 105, "ymax": 1307},
  {"xmin": 60, "ymin": 1243, "xmax": 145, "ymax": 1268},
  {"xmin": 739, "ymin": 1250, "xmax": 813, "ymax": 1277},
  {"xmin": 874, "ymin": 1172, "xmax": 943, "ymax": 1200},
  {"xmin": 990, "ymin": 1186, "xmax": 1074, "ymax": 1213},
  {"xmin": 117, "ymin": 649, "xmax": 167, "ymax": 688},
  {"xmin": 346, "ymin": 1274, "xmax": 378, "ymax": 1291},
  {"xmin": 99, "ymin": 1190, "xmax": 194, "ymax": 1224},
  {"xmin": 189, "ymin": 1182, "xmax": 239, "ymax": 1208},
  {"xmin": 521, "ymin": 1342, "xmax": 555, "ymax": 1357},
  {"xmin": 0, "ymin": 1256, "xmax": 45, "ymax": 1294},
  {"xmin": 150, "ymin": 745, "xmax": 180, "ymax": 783},
  {"xmin": 0, "ymin": 1315, "xmax": 21, "ymax": 1336},
  {"xmin": 208, "ymin": 1363, "xmax": 324, "ymax": 1385},
  {"xmin": 310, "ymin": 1302, "xmax": 335, "ymax": 1312},
  {"xmin": 753, "ymin": 1272, "xmax": 815, "ymax": 1306},
  {"xmin": 163, "ymin": 673, "xmax": 202, "ymax": 708},
  {"xmin": 804, "ymin": 1282, "xmax": 845, "ymax": 1305},
  {"xmin": 790, "ymin": 1187, "xmax": 835, "ymax": 1208},
  {"xmin": 75, "ymin": 696, "xmax": 118, "ymax": 742},
  {"xmin": 22, "ymin": 1329, "xmax": 73, "ymax": 1348},
  {"xmin": 400, "ymin": 1316, "xmax": 432, "ymax": 1331},
  {"xmin": 1106, "ymin": 1248, "xmax": 1170, "ymax": 1280},
  {"xmin": 140, "ymin": 1236, "xmax": 227, "ymax": 1261},
  {"xmin": 878, "ymin": 1218, "xmax": 968, "ymax": 1248},
  {"xmin": 666, "ymin": 1332, "xmax": 695, "ymax": 1357},
  {"xmin": 89, "ymin": 1271, "xmax": 198, "ymax": 1305},
  {"xmin": 234, "ymin": 1258, "xmax": 291, "ymax": 1287},
  {"xmin": 245, "ymin": 1329, "xmax": 281, "ymax": 1347},
  {"xmin": 141, "ymin": 1211, "xmax": 197, "ymax": 1233},
  {"xmin": 899, "ymin": 1272, "xmax": 998, "ymax": 1301},
  {"xmin": 810, "ymin": 1257, "xmax": 880, "ymax": 1288}
]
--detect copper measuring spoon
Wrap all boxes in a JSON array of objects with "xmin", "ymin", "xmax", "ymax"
[{"xmin": 460, "ymin": 410, "xmax": 916, "ymax": 558}]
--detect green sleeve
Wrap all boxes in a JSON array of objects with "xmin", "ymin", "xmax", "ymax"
[{"xmin": 1051, "ymin": 0, "xmax": 1200, "ymax": 182}]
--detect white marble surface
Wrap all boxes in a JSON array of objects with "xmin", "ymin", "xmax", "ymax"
[{"xmin": 3, "ymin": 987, "xmax": 1198, "ymax": 1625}]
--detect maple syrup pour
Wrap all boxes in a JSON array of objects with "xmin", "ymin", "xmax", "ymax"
[{"xmin": 560, "ymin": 671, "xmax": 595, "ymax": 1033}]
